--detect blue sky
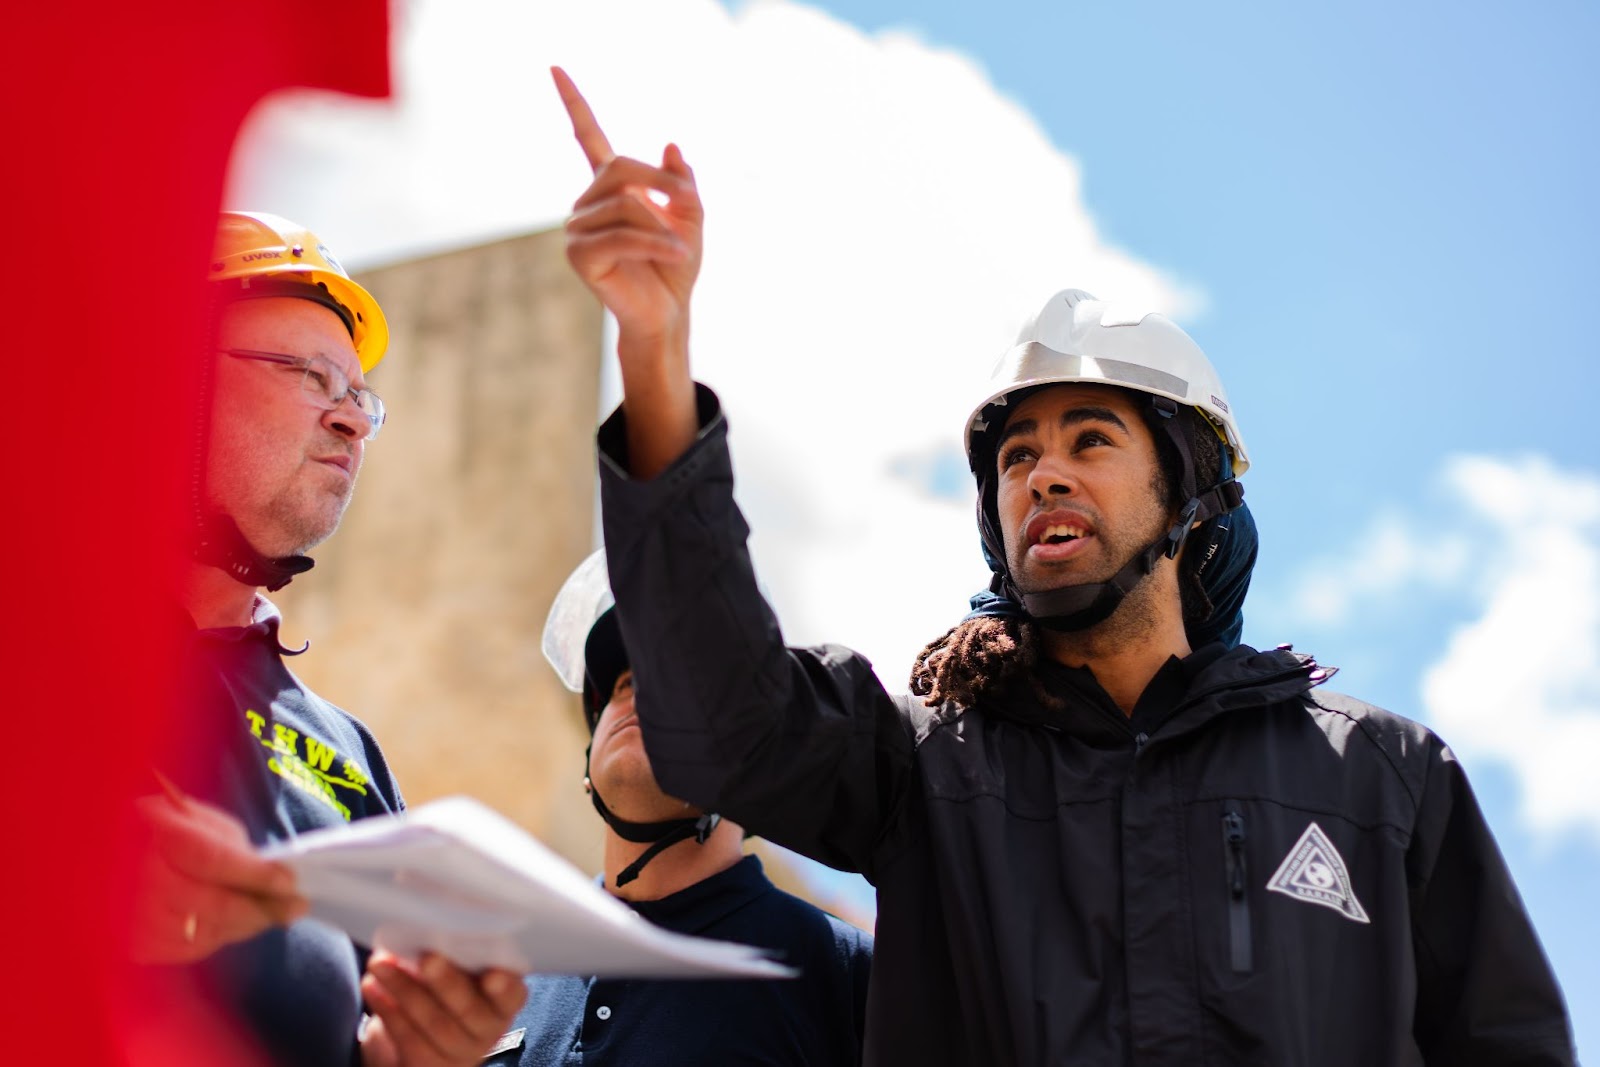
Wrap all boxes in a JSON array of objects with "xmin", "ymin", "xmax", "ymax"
[{"xmin": 235, "ymin": 0, "xmax": 1597, "ymax": 1051}]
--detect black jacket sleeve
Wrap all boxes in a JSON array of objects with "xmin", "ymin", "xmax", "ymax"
[
  {"xmin": 1407, "ymin": 738, "xmax": 1576, "ymax": 1064},
  {"xmin": 597, "ymin": 386, "xmax": 916, "ymax": 879}
]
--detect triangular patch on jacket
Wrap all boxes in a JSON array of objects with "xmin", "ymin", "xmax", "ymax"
[{"xmin": 1265, "ymin": 821, "xmax": 1370, "ymax": 924}]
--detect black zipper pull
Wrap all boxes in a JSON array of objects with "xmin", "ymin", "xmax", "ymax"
[
  {"xmin": 1222, "ymin": 805, "xmax": 1253, "ymax": 973},
  {"xmin": 1224, "ymin": 812, "xmax": 1246, "ymax": 894}
]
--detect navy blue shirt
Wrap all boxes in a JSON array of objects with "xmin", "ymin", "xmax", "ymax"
[
  {"xmin": 165, "ymin": 598, "xmax": 404, "ymax": 1067},
  {"xmin": 494, "ymin": 855, "xmax": 872, "ymax": 1066}
]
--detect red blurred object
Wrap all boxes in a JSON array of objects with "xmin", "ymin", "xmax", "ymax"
[{"xmin": 0, "ymin": 3, "xmax": 389, "ymax": 1063}]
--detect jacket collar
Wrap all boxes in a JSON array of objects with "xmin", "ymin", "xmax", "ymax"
[
  {"xmin": 181, "ymin": 595, "xmax": 309, "ymax": 656},
  {"xmin": 997, "ymin": 644, "xmax": 1327, "ymax": 743},
  {"xmin": 627, "ymin": 853, "xmax": 769, "ymax": 935}
]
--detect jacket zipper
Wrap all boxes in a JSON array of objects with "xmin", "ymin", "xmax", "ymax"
[{"xmin": 1222, "ymin": 802, "xmax": 1253, "ymax": 973}]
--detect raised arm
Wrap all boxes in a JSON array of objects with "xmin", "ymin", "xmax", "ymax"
[
  {"xmin": 553, "ymin": 71, "xmax": 917, "ymax": 875},
  {"xmin": 553, "ymin": 66, "xmax": 701, "ymax": 480}
]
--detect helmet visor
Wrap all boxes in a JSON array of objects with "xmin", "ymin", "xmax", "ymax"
[{"xmin": 542, "ymin": 549, "xmax": 615, "ymax": 694}]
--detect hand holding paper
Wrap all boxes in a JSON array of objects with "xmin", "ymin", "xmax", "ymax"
[
  {"xmin": 359, "ymin": 949, "xmax": 525, "ymax": 1067},
  {"xmin": 131, "ymin": 779, "xmax": 308, "ymax": 965}
]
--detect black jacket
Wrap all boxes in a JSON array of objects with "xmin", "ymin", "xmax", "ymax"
[{"xmin": 597, "ymin": 390, "xmax": 1575, "ymax": 1066}]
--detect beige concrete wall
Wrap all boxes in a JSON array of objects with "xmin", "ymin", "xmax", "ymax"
[{"xmin": 274, "ymin": 227, "xmax": 605, "ymax": 871}]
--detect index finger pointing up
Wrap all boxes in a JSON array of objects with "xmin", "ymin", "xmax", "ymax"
[{"xmin": 551, "ymin": 66, "xmax": 615, "ymax": 173}]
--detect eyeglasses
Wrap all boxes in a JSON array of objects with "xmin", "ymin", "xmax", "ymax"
[{"xmin": 220, "ymin": 348, "xmax": 387, "ymax": 440}]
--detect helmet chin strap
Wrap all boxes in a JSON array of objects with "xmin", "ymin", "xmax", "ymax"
[
  {"xmin": 1011, "ymin": 543, "xmax": 1157, "ymax": 633},
  {"xmin": 1012, "ymin": 480, "xmax": 1241, "ymax": 632},
  {"xmin": 584, "ymin": 744, "xmax": 722, "ymax": 888},
  {"xmin": 192, "ymin": 511, "xmax": 314, "ymax": 593}
]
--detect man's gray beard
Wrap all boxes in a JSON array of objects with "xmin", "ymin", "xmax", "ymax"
[
  {"xmin": 272, "ymin": 482, "xmax": 355, "ymax": 557},
  {"xmin": 285, "ymin": 504, "xmax": 348, "ymax": 556}
]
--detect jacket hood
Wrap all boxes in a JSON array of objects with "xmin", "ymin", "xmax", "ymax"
[{"xmin": 1162, "ymin": 644, "xmax": 1331, "ymax": 737}]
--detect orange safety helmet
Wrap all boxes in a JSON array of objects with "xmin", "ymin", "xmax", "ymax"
[{"xmin": 209, "ymin": 211, "xmax": 389, "ymax": 372}]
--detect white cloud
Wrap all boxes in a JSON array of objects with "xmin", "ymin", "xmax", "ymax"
[
  {"xmin": 1279, "ymin": 454, "xmax": 1600, "ymax": 843},
  {"xmin": 228, "ymin": 0, "xmax": 1195, "ymax": 686},
  {"xmin": 1421, "ymin": 456, "xmax": 1600, "ymax": 843},
  {"xmin": 1285, "ymin": 514, "xmax": 1470, "ymax": 627}
]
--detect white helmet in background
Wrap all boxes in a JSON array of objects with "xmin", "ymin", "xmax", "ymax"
[
  {"xmin": 541, "ymin": 549, "xmax": 721, "ymax": 888},
  {"xmin": 542, "ymin": 548, "xmax": 618, "ymax": 715}
]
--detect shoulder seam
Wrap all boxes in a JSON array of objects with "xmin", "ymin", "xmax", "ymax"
[
  {"xmin": 893, "ymin": 692, "xmax": 970, "ymax": 749},
  {"xmin": 915, "ymin": 700, "xmax": 971, "ymax": 748},
  {"xmin": 1304, "ymin": 692, "xmax": 1422, "ymax": 814}
]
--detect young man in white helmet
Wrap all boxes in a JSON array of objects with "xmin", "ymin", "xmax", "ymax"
[
  {"xmin": 484, "ymin": 551, "xmax": 871, "ymax": 1066},
  {"xmin": 553, "ymin": 71, "xmax": 1575, "ymax": 1067},
  {"xmin": 131, "ymin": 212, "xmax": 525, "ymax": 1067}
]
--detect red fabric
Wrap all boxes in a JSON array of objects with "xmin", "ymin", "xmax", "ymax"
[{"xmin": 0, "ymin": 3, "xmax": 389, "ymax": 1063}]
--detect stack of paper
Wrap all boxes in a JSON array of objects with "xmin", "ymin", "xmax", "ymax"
[{"xmin": 261, "ymin": 796, "xmax": 795, "ymax": 979}]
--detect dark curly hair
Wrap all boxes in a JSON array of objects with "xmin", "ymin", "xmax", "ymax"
[{"xmin": 910, "ymin": 400, "xmax": 1221, "ymax": 710}]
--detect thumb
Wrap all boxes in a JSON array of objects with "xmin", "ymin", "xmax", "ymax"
[{"xmin": 662, "ymin": 142, "xmax": 692, "ymax": 178}]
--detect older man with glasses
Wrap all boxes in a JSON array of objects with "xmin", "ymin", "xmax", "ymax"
[{"xmin": 132, "ymin": 212, "xmax": 524, "ymax": 1067}]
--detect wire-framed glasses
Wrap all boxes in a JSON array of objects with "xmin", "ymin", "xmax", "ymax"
[{"xmin": 220, "ymin": 348, "xmax": 386, "ymax": 440}]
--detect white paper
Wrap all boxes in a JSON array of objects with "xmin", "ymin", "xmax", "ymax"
[{"xmin": 261, "ymin": 796, "xmax": 796, "ymax": 979}]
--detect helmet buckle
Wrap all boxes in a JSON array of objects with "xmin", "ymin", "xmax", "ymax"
[{"xmin": 1165, "ymin": 497, "xmax": 1201, "ymax": 560}]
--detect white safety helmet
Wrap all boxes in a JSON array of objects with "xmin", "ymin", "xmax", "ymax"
[
  {"xmin": 542, "ymin": 548, "xmax": 615, "ymax": 698},
  {"xmin": 966, "ymin": 289, "xmax": 1248, "ymax": 477},
  {"xmin": 543, "ymin": 549, "xmax": 633, "ymax": 733},
  {"xmin": 542, "ymin": 548, "xmax": 724, "ymax": 888}
]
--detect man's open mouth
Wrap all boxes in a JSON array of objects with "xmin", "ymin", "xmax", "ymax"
[{"xmin": 1037, "ymin": 523, "xmax": 1087, "ymax": 546}]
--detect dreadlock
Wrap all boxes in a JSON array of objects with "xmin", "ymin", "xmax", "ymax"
[
  {"xmin": 909, "ymin": 614, "xmax": 1062, "ymax": 712},
  {"xmin": 910, "ymin": 401, "xmax": 1226, "ymax": 710}
]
